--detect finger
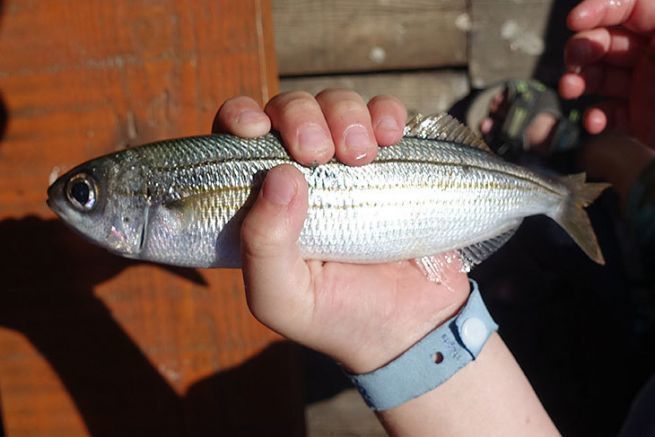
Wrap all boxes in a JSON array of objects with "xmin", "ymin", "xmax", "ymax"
[
  {"xmin": 584, "ymin": 106, "xmax": 608, "ymax": 135},
  {"xmin": 565, "ymin": 28, "xmax": 648, "ymax": 69},
  {"xmin": 567, "ymin": 0, "xmax": 634, "ymax": 32},
  {"xmin": 628, "ymin": 1, "xmax": 655, "ymax": 34},
  {"xmin": 240, "ymin": 164, "xmax": 313, "ymax": 334},
  {"xmin": 559, "ymin": 72, "xmax": 586, "ymax": 100},
  {"xmin": 560, "ymin": 64, "xmax": 632, "ymax": 99},
  {"xmin": 315, "ymin": 89, "xmax": 378, "ymax": 165},
  {"xmin": 265, "ymin": 91, "xmax": 335, "ymax": 166},
  {"xmin": 583, "ymin": 100, "xmax": 629, "ymax": 134},
  {"xmin": 568, "ymin": 0, "xmax": 655, "ymax": 34},
  {"xmin": 213, "ymin": 96, "xmax": 271, "ymax": 137},
  {"xmin": 367, "ymin": 95, "xmax": 407, "ymax": 146}
]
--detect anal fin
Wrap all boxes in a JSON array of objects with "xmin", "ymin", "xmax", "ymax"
[
  {"xmin": 415, "ymin": 221, "xmax": 522, "ymax": 285},
  {"xmin": 457, "ymin": 222, "xmax": 521, "ymax": 271},
  {"xmin": 415, "ymin": 252, "xmax": 463, "ymax": 291}
]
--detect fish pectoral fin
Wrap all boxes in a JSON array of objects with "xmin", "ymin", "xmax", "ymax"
[
  {"xmin": 415, "ymin": 222, "xmax": 521, "ymax": 284},
  {"xmin": 160, "ymin": 196, "xmax": 197, "ymax": 230},
  {"xmin": 160, "ymin": 192, "xmax": 220, "ymax": 231},
  {"xmin": 162, "ymin": 187, "xmax": 256, "ymax": 234},
  {"xmin": 404, "ymin": 113, "xmax": 493, "ymax": 153}
]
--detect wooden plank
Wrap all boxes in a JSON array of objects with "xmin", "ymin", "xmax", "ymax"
[
  {"xmin": 273, "ymin": 0, "xmax": 468, "ymax": 75},
  {"xmin": 469, "ymin": 0, "xmax": 573, "ymax": 88},
  {"xmin": 0, "ymin": 1, "xmax": 305, "ymax": 436},
  {"xmin": 281, "ymin": 70, "xmax": 469, "ymax": 115}
]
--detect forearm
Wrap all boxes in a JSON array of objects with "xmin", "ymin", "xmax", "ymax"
[{"xmin": 377, "ymin": 333, "xmax": 559, "ymax": 437}]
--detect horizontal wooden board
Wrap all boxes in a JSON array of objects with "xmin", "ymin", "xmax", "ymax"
[
  {"xmin": 273, "ymin": 0, "xmax": 468, "ymax": 75},
  {"xmin": 280, "ymin": 70, "xmax": 469, "ymax": 115},
  {"xmin": 469, "ymin": 0, "xmax": 571, "ymax": 88}
]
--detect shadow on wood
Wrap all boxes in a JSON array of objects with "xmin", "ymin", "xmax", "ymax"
[
  {"xmin": 0, "ymin": 217, "xmax": 304, "ymax": 436},
  {"xmin": 0, "ymin": 91, "xmax": 6, "ymax": 144}
]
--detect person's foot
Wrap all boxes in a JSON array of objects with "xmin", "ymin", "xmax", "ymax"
[
  {"xmin": 466, "ymin": 80, "xmax": 581, "ymax": 160},
  {"xmin": 478, "ymin": 87, "xmax": 559, "ymax": 155}
]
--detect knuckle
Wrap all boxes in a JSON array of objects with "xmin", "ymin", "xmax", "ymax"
[
  {"xmin": 218, "ymin": 96, "xmax": 258, "ymax": 121},
  {"xmin": 282, "ymin": 97, "xmax": 321, "ymax": 118},
  {"xmin": 368, "ymin": 94, "xmax": 401, "ymax": 105},
  {"xmin": 268, "ymin": 91, "xmax": 315, "ymax": 109},
  {"xmin": 221, "ymin": 95, "xmax": 258, "ymax": 113},
  {"xmin": 240, "ymin": 213, "xmax": 287, "ymax": 258},
  {"xmin": 368, "ymin": 95, "xmax": 405, "ymax": 110},
  {"xmin": 282, "ymin": 90, "xmax": 315, "ymax": 101},
  {"xmin": 329, "ymin": 98, "xmax": 368, "ymax": 119},
  {"xmin": 368, "ymin": 95, "xmax": 406, "ymax": 114},
  {"xmin": 266, "ymin": 92, "xmax": 322, "ymax": 123},
  {"xmin": 315, "ymin": 88, "xmax": 360, "ymax": 100}
]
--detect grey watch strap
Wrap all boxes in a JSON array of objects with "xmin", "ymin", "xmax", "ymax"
[{"xmin": 347, "ymin": 280, "xmax": 497, "ymax": 411}]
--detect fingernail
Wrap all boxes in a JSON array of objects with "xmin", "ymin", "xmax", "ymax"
[
  {"xmin": 262, "ymin": 170, "xmax": 296, "ymax": 206},
  {"xmin": 344, "ymin": 124, "xmax": 372, "ymax": 159},
  {"xmin": 236, "ymin": 110, "xmax": 267, "ymax": 125},
  {"xmin": 298, "ymin": 123, "xmax": 331, "ymax": 154},
  {"xmin": 376, "ymin": 116, "xmax": 399, "ymax": 133}
]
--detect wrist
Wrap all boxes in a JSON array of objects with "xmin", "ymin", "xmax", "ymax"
[
  {"xmin": 338, "ymin": 276, "xmax": 471, "ymax": 374},
  {"xmin": 347, "ymin": 280, "xmax": 498, "ymax": 411}
]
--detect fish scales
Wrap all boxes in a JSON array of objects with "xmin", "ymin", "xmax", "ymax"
[
  {"xmin": 47, "ymin": 115, "xmax": 609, "ymax": 271},
  {"xmin": 101, "ymin": 134, "xmax": 560, "ymax": 267}
]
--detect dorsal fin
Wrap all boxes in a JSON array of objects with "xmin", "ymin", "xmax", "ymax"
[{"xmin": 404, "ymin": 113, "xmax": 493, "ymax": 152}]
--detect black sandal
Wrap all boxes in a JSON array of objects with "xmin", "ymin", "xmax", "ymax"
[{"xmin": 466, "ymin": 79, "xmax": 582, "ymax": 160}]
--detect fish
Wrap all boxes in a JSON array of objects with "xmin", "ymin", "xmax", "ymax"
[{"xmin": 47, "ymin": 113, "xmax": 609, "ymax": 278}]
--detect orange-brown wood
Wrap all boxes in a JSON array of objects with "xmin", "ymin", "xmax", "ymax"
[{"xmin": 0, "ymin": 1, "xmax": 304, "ymax": 435}]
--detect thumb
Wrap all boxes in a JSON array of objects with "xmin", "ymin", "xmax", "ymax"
[{"xmin": 240, "ymin": 164, "xmax": 312, "ymax": 333}]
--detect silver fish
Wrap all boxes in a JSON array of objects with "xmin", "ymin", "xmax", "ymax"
[{"xmin": 47, "ymin": 114, "xmax": 609, "ymax": 273}]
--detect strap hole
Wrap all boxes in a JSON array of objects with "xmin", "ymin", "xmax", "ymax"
[{"xmin": 432, "ymin": 352, "xmax": 444, "ymax": 364}]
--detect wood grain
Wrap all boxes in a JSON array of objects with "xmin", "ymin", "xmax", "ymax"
[
  {"xmin": 469, "ymin": 0, "xmax": 564, "ymax": 87},
  {"xmin": 273, "ymin": 0, "xmax": 468, "ymax": 75},
  {"xmin": 0, "ymin": 1, "xmax": 304, "ymax": 435}
]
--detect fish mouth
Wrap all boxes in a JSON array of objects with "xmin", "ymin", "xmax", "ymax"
[
  {"xmin": 46, "ymin": 177, "xmax": 73, "ymax": 221},
  {"xmin": 46, "ymin": 179, "xmax": 64, "ymax": 215},
  {"xmin": 45, "ymin": 196, "xmax": 56, "ymax": 212},
  {"xmin": 46, "ymin": 197, "xmax": 66, "ymax": 220}
]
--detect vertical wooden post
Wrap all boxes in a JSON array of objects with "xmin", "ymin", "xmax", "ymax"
[{"xmin": 0, "ymin": 1, "xmax": 304, "ymax": 435}]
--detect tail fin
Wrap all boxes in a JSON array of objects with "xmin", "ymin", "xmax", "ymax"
[{"xmin": 549, "ymin": 173, "xmax": 611, "ymax": 265}]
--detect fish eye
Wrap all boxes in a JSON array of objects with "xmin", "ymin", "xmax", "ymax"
[{"xmin": 65, "ymin": 173, "xmax": 97, "ymax": 211}]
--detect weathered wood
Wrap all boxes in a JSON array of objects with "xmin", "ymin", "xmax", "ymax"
[
  {"xmin": 281, "ymin": 70, "xmax": 469, "ymax": 115},
  {"xmin": 469, "ymin": 0, "xmax": 571, "ymax": 88},
  {"xmin": 273, "ymin": 0, "xmax": 468, "ymax": 75},
  {"xmin": 0, "ymin": 1, "xmax": 305, "ymax": 435}
]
